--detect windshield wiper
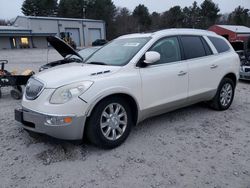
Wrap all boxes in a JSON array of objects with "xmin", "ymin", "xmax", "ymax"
[
  {"xmin": 88, "ymin": 61, "xmax": 107, "ymax": 65},
  {"xmin": 67, "ymin": 57, "xmax": 83, "ymax": 63}
]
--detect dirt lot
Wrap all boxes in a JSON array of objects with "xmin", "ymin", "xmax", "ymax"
[{"xmin": 0, "ymin": 49, "xmax": 250, "ymax": 188}]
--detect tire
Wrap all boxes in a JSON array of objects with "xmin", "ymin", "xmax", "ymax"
[
  {"xmin": 10, "ymin": 88, "xmax": 22, "ymax": 100},
  {"xmin": 86, "ymin": 96, "xmax": 133, "ymax": 149},
  {"xmin": 16, "ymin": 86, "xmax": 22, "ymax": 93},
  {"xmin": 209, "ymin": 78, "xmax": 235, "ymax": 111},
  {"xmin": 0, "ymin": 88, "xmax": 2, "ymax": 99}
]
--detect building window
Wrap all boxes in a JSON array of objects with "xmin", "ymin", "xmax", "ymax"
[
  {"xmin": 21, "ymin": 37, "xmax": 29, "ymax": 45},
  {"xmin": 20, "ymin": 37, "xmax": 30, "ymax": 48}
]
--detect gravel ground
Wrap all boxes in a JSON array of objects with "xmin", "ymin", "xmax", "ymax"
[{"xmin": 0, "ymin": 49, "xmax": 250, "ymax": 188}]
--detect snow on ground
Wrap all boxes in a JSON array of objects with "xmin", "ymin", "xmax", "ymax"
[{"xmin": 0, "ymin": 49, "xmax": 250, "ymax": 188}]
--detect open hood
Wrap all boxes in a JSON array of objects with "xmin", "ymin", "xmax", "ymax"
[{"xmin": 47, "ymin": 36, "xmax": 83, "ymax": 60}]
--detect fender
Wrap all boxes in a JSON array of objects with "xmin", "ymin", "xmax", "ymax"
[{"xmin": 79, "ymin": 86, "xmax": 141, "ymax": 122}]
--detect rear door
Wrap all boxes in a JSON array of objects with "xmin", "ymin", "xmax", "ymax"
[{"xmin": 180, "ymin": 35, "xmax": 220, "ymax": 102}]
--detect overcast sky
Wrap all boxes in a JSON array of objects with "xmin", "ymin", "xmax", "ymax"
[{"xmin": 0, "ymin": 0, "xmax": 249, "ymax": 20}]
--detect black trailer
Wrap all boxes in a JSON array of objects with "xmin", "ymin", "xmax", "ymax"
[{"xmin": 0, "ymin": 60, "xmax": 33, "ymax": 99}]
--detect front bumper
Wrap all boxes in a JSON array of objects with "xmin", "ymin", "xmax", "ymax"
[
  {"xmin": 15, "ymin": 108, "xmax": 86, "ymax": 140},
  {"xmin": 240, "ymin": 71, "xmax": 250, "ymax": 80}
]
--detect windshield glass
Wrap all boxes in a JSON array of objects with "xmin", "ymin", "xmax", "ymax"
[
  {"xmin": 67, "ymin": 47, "xmax": 100, "ymax": 61},
  {"xmin": 79, "ymin": 47, "xmax": 100, "ymax": 59},
  {"xmin": 86, "ymin": 37, "xmax": 151, "ymax": 66}
]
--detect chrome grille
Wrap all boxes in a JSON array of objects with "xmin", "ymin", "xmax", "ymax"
[{"xmin": 25, "ymin": 78, "xmax": 44, "ymax": 100}]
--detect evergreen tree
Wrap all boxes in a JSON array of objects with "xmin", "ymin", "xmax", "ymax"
[
  {"xmin": 58, "ymin": 0, "xmax": 84, "ymax": 18},
  {"xmin": 228, "ymin": 6, "xmax": 249, "ymax": 26},
  {"xmin": 132, "ymin": 4, "xmax": 151, "ymax": 32},
  {"xmin": 22, "ymin": 0, "xmax": 58, "ymax": 17},
  {"xmin": 183, "ymin": 1, "xmax": 201, "ymax": 28},
  {"xmin": 200, "ymin": 0, "xmax": 220, "ymax": 29},
  {"xmin": 114, "ymin": 8, "xmax": 137, "ymax": 37},
  {"xmin": 161, "ymin": 6, "xmax": 184, "ymax": 28},
  {"xmin": 150, "ymin": 12, "xmax": 161, "ymax": 30}
]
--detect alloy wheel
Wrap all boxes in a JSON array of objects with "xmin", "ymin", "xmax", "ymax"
[
  {"xmin": 219, "ymin": 83, "xmax": 233, "ymax": 107},
  {"xmin": 100, "ymin": 103, "xmax": 128, "ymax": 141}
]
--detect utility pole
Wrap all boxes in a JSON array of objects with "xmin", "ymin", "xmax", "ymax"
[
  {"xmin": 83, "ymin": 0, "xmax": 87, "ymax": 19},
  {"xmin": 83, "ymin": 7, "xmax": 86, "ymax": 19}
]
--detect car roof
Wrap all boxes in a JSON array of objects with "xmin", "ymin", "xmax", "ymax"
[{"xmin": 118, "ymin": 28, "xmax": 218, "ymax": 39}]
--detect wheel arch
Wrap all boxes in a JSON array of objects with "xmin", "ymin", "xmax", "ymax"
[
  {"xmin": 86, "ymin": 93, "xmax": 139, "ymax": 126},
  {"xmin": 223, "ymin": 72, "xmax": 237, "ymax": 86}
]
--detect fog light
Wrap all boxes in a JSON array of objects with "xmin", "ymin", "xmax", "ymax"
[{"xmin": 45, "ymin": 116, "xmax": 73, "ymax": 126}]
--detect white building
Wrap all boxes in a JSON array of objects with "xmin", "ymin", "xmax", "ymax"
[{"xmin": 0, "ymin": 16, "xmax": 106, "ymax": 49}]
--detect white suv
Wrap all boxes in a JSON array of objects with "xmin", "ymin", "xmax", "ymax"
[{"xmin": 15, "ymin": 29, "xmax": 240, "ymax": 148}]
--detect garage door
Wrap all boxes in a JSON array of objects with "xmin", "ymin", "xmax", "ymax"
[
  {"xmin": 88, "ymin": 29, "xmax": 101, "ymax": 45},
  {"xmin": 65, "ymin": 28, "xmax": 80, "ymax": 47}
]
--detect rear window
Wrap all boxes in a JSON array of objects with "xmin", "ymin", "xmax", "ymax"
[
  {"xmin": 208, "ymin": 36, "xmax": 230, "ymax": 53},
  {"xmin": 180, "ymin": 36, "xmax": 206, "ymax": 59}
]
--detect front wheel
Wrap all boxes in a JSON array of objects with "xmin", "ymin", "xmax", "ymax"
[
  {"xmin": 209, "ymin": 78, "xmax": 235, "ymax": 111},
  {"xmin": 86, "ymin": 97, "xmax": 133, "ymax": 149}
]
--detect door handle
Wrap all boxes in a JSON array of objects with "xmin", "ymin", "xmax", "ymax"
[
  {"xmin": 178, "ymin": 71, "xmax": 187, "ymax": 76},
  {"xmin": 210, "ymin": 64, "xmax": 218, "ymax": 69}
]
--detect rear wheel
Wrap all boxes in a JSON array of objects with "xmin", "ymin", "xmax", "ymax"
[
  {"xmin": 86, "ymin": 97, "xmax": 132, "ymax": 149},
  {"xmin": 209, "ymin": 78, "xmax": 235, "ymax": 111}
]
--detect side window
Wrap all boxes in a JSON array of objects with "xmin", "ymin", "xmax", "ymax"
[
  {"xmin": 208, "ymin": 36, "xmax": 230, "ymax": 53},
  {"xmin": 150, "ymin": 37, "xmax": 181, "ymax": 64},
  {"xmin": 180, "ymin": 36, "xmax": 206, "ymax": 59}
]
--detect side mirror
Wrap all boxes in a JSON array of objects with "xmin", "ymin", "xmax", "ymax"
[{"xmin": 144, "ymin": 51, "xmax": 160, "ymax": 64}]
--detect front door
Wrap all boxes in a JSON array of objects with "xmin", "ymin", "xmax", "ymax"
[{"xmin": 139, "ymin": 36, "xmax": 188, "ymax": 117}]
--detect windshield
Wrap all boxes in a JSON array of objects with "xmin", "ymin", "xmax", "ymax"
[
  {"xmin": 67, "ymin": 47, "xmax": 100, "ymax": 61},
  {"xmin": 79, "ymin": 47, "xmax": 100, "ymax": 59},
  {"xmin": 86, "ymin": 37, "xmax": 151, "ymax": 66}
]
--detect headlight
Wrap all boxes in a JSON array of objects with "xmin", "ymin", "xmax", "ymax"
[
  {"xmin": 240, "ymin": 66, "xmax": 244, "ymax": 72},
  {"xmin": 50, "ymin": 81, "xmax": 93, "ymax": 104}
]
